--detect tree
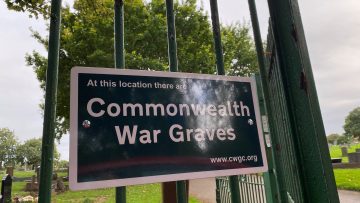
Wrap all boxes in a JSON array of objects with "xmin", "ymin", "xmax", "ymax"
[
  {"xmin": 337, "ymin": 135, "xmax": 352, "ymax": 145},
  {"xmin": 26, "ymin": 0, "xmax": 258, "ymax": 139},
  {"xmin": 344, "ymin": 106, "xmax": 360, "ymax": 140},
  {"xmin": 326, "ymin": 133, "xmax": 351, "ymax": 145},
  {"xmin": 55, "ymin": 160, "xmax": 69, "ymax": 170},
  {"xmin": 326, "ymin": 133, "xmax": 340, "ymax": 145},
  {"xmin": 16, "ymin": 138, "xmax": 60, "ymax": 169},
  {"xmin": 0, "ymin": 128, "xmax": 18, "ymax": 168},
  {"xmin": 4, "ymin": 0, "xmax": 50, "ymax": 18}
]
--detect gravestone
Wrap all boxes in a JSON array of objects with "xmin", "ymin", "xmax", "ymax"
[
  {"xmin": 56, "ymin": 178, "xmax": 66, "ymax": 193},
  {"xmin": 5, "ymin": 168, "xmax": 13, "ymax": 177},
  {"xmin": 1, "ymin": 175, "xmax": 12, "ymax": 203},
  {"xmin": 348, "ymin": 152, "xmax": 360, "ymax": 163},
  {"xmin": 36, "ymin": 166, "xmax": 40, "ymax": 183},
  {"xmin": 25, "ymin": 175, "xmax": 38, "ymax": 192},
  {"xmin": 52, "ymin": 173, "xmax": 58, "ymax": 181},
  {"xmin": 341, "ymin": 147, "xmax": 348, "ymax": 157}
]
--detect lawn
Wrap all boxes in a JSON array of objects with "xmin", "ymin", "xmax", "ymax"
[
  {"xmin": 329, "ymin": 144, "xmax": 360, "ymax": 192},
  {"xmin": 329, "ymin": 143, "xmax": 360, "ymax": 163},
  {"xmin": 334, "ymin": 169, "xmax": 360, "ymax": 191},
  {"xmin": 54, "ymin": 184, "xmax": 200, "ymax": 203},
  {"xmin": 3, "ymin": 169, "xmax": 200, "ymax": 202}
]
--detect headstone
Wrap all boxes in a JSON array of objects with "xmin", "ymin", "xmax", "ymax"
[
  {"xmin": 348, "ymin": 152, "xmax": 360, "ymax": 163},
  {"xmin": 25, "ymin": 175, "xmax": 39, "ymax": 192},
  {"xmin": 52, "ymin": 173, "xmax": 58, "ymax": 181},
  {"xmin": 341, "ymin": 147, "xmax": 348, "ymax": 157},
  {"xmin": 1, "ymin": 175, "xmax": 12, "ymax": 203},
  {"xmin": 5, "ymin": 167, "xmax": 13, "ymax": 177},
  {"xmin": 36, "ymin": 166, "xmax": 40, "ymax": 183},
  {"xmin": 56, "ymin": 178, "xmax": 66, "ymax": 193}
]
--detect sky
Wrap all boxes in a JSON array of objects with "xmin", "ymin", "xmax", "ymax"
[{"xmin": 0, "ymin": 0, "xmax": 359, "ymax": 160}]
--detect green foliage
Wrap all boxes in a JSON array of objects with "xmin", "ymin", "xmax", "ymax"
[
  {"xmin": 337, "ymin": 135, "xmax": 352, "ymax": 145},
  {"xmin": 327, "ymin": 133, "xmax": 352, "ymax": 145},
  {"xmin": 327, "ymin": 133, "xmax": 340, "ymax": 144},
  {"xmin": 55, "ymin": 160, "xmax": 69, "ymax": 170},
  {"xmin": 3, "ymin": 0, "xmax": 50, "ymax": 18},
  {"xmin": 0, "ymin": 128, "xmax": 18, "ymax": 167},
  {"xmin": 26, "ymin": 0, "xmax": 258, "ymax": 139},
  {"xmin": 222, "ymin": 24, "xmax": 257, "ymax": 76},
  {"xmin": 16, "ymin": 138, "xmax": 60, "ymax": 168},
  {"xmin": 344, "ymin": 106, "xmax": 360, "ymax": 140},
  {"xmin": 334, "ymin": 169, "xmax": 360, "ymax": 191}
]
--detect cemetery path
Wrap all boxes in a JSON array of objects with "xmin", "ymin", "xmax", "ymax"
[
  {"xmin": 189, "ymin": 178, "xmax": 216, "ymax": 203},
  {"xmin": 338, "ymin": 190, "xmax": 360, "ymax": 203}
]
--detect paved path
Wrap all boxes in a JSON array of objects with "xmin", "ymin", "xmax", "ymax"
[
  {"xmin": 189, "ymin": 178, "xmax": 360, "ymax": 203},
  {"xmin": 338, "ymin": 190, "xmax": 360, "ymax": 203},
  {"xmin": 189, "ymin": 178, "xmax": 216, "ymax": 203}
]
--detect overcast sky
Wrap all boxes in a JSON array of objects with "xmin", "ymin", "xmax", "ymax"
[{"xmin": 0, "ymin": 0, "xmax": 359, "ymax": 160}]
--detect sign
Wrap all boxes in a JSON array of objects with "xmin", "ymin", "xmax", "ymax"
[{"xmin": 70, "ymin": 67, "xmax": 267, "ymax": 190}]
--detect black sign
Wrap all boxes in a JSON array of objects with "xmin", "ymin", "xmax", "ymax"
[{"xmin": 70, "ymin": 67, "xmax": 267, "ymax": 190}]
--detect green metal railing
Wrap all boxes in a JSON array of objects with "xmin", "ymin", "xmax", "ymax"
[
  {"xmin": 216, "ymin": 174, "xmax": 267, "ymax": 203},
  {"xmin": 216, "ymin": 177, "xmax": 232, "ymax": 203},
  {"xmin": 238, "ymin": 174, "xmax": 267, "ymax": 203},
  {"xmin": 38, "ymin": 0, "xmax": 339, "ymax": 202}
]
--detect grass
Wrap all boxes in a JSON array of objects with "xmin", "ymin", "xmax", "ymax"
[
  {"xmin": 329, "ymin": 144, "xmax": 360, "ymax": 191},
  {"xmin": 0, "ymin": 169, "xmax": 67, "ymax": 179},
  {"xmin": 329, "ymin": 143, "xmax": 360, "ymax": 163},
  {"xmin": 12, "ymin": 183, "xmax": 200, "ymax": 203},
  {"xmin": 4, "ymin": 170, "xmax": 200, "ymax": 202},
  {"xmin": 334, "ymin": 169, "xmax": 360, "ymax": 191},
  {"xmin": 54, "ymin": 183, "xmax": 199, "ymax": 203}
]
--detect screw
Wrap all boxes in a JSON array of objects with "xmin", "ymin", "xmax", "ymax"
[{"xmin": 82, "ymin": 120, "xmax": 91, "ymax": 128}]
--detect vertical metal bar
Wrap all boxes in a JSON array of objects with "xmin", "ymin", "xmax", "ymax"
[
  {"xmin": 115, "ymin": 0, "xmax": 125, "ymax": 69},
  {"xmin": 216, "ymin": 179, "xmax": 221, "ymax": 203},
  {"xmin": 38, "ymin": 0, "xmax": 62, "ymax": 202},
  {"xmin": 248, "ymin": 0, "xmax": 281, "ymax": 202},
  {"xmin": 251, "ymin": 175, "xmax": 255, "ymax": 202},
  {"xmin": 114, "ymin": 0, "xmax": 126, "ymax": 202},
  {"xmin": 267, "ymin": 0, "xmax": 340, "ymax": 202},
  {"xmin": 166, "ymin": 0, "xmax": 178, "ymax": 72},
  {"xmin": 165, "ymin": 1, "xmax": 187, "ymax": 203},
  {"xmin": 228, "ymin": 176, "xmax": 240, "ymax": 203},
  {"xmin": 209, "ymin": 0, "xmax": 225, "ymax": 75},
  {"xmin": 209, "ymin": 1, "xmax": 240, "ymax": 202}
]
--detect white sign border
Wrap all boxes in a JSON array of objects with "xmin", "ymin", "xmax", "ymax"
[{"xmin": 70, "ymin": 66, "xmax": 268, "ymax": 191}]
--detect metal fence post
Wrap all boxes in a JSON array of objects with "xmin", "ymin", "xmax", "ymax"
[
  {"xmin": 38, "ymin": 0, "xmax": 62, "ymax": 202},
  {"xmin": 114, "ymin": 0, "xmax": 126, "ymax": 202},
  {"xmin": 164, "ymin": 1, "xmax": 188, "ymax": 203},
  {"xmin": 248, "ymin": 0, "xmax": 281, "ymax": 202},
  {"xmin": 209, "ymin": 1, "xmax": 240, "ymax": 202},
  {"xmin": 266, "ymin": 0, "xmax": 339, "ymax": 202}
]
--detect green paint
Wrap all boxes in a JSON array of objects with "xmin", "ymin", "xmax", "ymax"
[
  {"xmin": 248, "ymin": 0, "xmax": 281, "ymax": 201},
  {"xmin": 267, "ymin": 0, "xmax": 339, "ymax": 201},
  {"xmin": 209, "ymin": 0, "xmax": 225, "ymax": 75},
  {"xmin": 114, "ymin": 0, "xmax": 126, "ymax": 202},
  {"xmin": 209, "ymin": 1, "xmax": 240, "ymax": 202},
  {"xmin": 38, "ymin": 0, "xmax": 62, "ymax": 202}
]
